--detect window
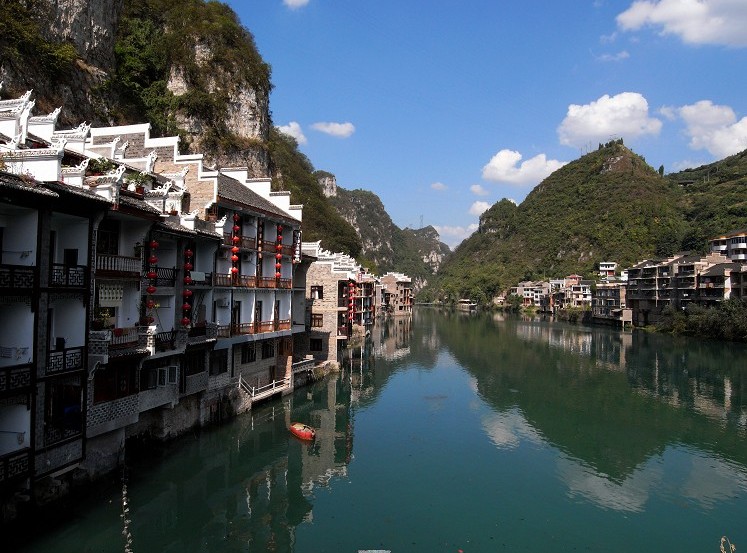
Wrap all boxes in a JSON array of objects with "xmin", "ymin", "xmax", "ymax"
[
  {"xmin": 210, "ymin": 350, "xmax": 228, "ymax": 375},
  {"xmin": 261, "ymin": 341, "xmax": 275, "ymax": 359},
  {"xmin": 310, "ymin": 338, "xmax": 323, "ymax": 352},
  {"xmin": 183, "ymin": 351, "xmax": 205, "ymax": 376},
  {"xmin": 311, "ymin": 285, "xmax": 323, "ymax": 300},
  {"xmin": 240, "ymin": 343, "xmax": 256, "ymax": 364},
  {"xmin": 311, "ymin": 313, "xmax": 323, "ymax": 327},
  {"xmin": 96, "ymin": 219, "xmax": 120, "ymax": 255}
]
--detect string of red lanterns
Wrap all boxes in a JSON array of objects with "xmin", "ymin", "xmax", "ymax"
[
  {"xmin": 348, "ymin": 281, "xmax": 355, "ymax": 322},
  {"xmin": 144, "ymin": 239, "xmax": 158, "ymax": 325},
  {"xmin": 275, "ymin": 224, "xmax": 283, "ymax": 279},
  {"xmin": 231, "ymin": 214, "xmax": 240, "ymax": 277},
  {"xmin": 181, "ymin": 247, "xmax": 193, "ymax": 327}
]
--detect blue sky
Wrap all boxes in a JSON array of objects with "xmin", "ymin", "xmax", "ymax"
[{"xmin": 227, "ymin": 0, "xmax": 747, "ymax": 249}]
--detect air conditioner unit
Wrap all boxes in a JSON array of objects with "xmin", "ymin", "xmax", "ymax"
[
  {"xmin": 242, "ymin": 252, "xmax": 252, "ymax": 262},
  {"xmin": 216, "ymin": 299, "xmax": 230, "ymax": 308}
]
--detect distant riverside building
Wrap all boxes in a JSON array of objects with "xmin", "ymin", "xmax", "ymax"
[
  {"xmin": 710, "ymin": 229, "xmax": 747, "ymax": 262},
  {"xmin": 302, "ymin": 242, "xmax": 381, "ymax": 364},
  {"xmin": 625, "ymin": 252, "xmax": 735, "ymax": 326},
  {"xmin": 380, "ymin": 272, "xmax": 413, "ymax": 316}
]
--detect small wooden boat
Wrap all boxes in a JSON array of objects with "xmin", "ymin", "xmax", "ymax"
[{"xmin": 289, "ymin": 422, "xmax": 315, "ymax": 441}]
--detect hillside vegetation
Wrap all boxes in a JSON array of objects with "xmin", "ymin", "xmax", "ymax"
[
  {"xmin": 423, "ymin": 141, "xmax": 688, "ymax": 302},
  {"xmin": 330, "ymin": 187, "xmax": 450, "ymax": 288}
]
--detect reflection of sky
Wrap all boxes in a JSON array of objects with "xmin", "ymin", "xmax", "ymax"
[
  {"xmin": 480, "ymin": 408, "xmax": 544, "ymax": 450},
  {"xmin": 481, "ymin": 406, "xmax": 747, "ymax": 514}
]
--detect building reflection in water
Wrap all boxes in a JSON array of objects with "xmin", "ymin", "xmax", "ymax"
[{"xmin": 510, "ymin": 317, "xmax": 746, "ymax": 432}]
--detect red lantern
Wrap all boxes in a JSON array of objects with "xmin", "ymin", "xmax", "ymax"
[
  {"xmin": 150, "ymin": 240, "xmax": 159, "ymax": 249},
  {"xmin": 184, "ymin": 276, "xmax": 192, "ymax": 284},
  {"xmin": 147, "ymin": 270, "xmax": 157, "ymax": 280},
  {"xmin": 185, "ymin": 249, "xmax": 193, "ymax": 257},
  {"xmin": 181, "ymin": 317, "xmax": 190, "ymax": 326},
  {"xmin": 275, "ymin": 253, "xmax": 282, "ymax": 260},
  {"xmin": 233, "ymin": 225, "xmax": 240, "ymax": 233},
  {"xmin": 182, "ymin": 289, "xmax": 193, "ymax": 297},
  {"xmin": 233, "ymin": 213, "xmax": 240, "ymax": 221},
  {"xmin": 275, "ymin": 244, "xmax": 282, "ymax": 252},
  {"xmin": 277, "ymin": 225, "xmax": 283, "ymax": 232},
  {"xmin": 232, "ymin": 236, "xmax": 240, "ymax": 243},
  {"xmin": 146, "ymin": 285, "xmax": 157, "ymax": 294},
  {"xmin": 231, "ymin": 246, "xmax": 240, "ymax": 254},
  {"xmin": 275, "ymin": 263, "xmax": 281, "ymax": 270},
  {"xmin": 146, "ymin": 299, "xmax": 155, "ymax": 309},
  {"xmin": 149, "ymin": 255, "xmax": 158, "ymax": 265},
  {"xmin": 231, "ymin": 255, "xmax": 239, "ymax": 262},
  {"xmin": 275, "ymin": 272, "xmax": 281, "ymax": 279},
  {"xmin": 182, "ymin": 303, "xmax": 191, "ymax": 311},
  {"xmin": 231, "ymin": 267, "xmax": 239, "ymax": 274},
  {"xmin": 277, "ymin": 235, "xmax": 283, "ymax": 242},
  {"xmin": 184, "ymin": 262, "xmax": 193, "ymax": 271}
]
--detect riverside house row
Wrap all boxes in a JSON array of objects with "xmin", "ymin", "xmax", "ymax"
[
  {"xmin": 504, "ymin": 243, "xmax": 747, "ymax": 327},
  {"xmin": 0, "ymin": 86, "xmax": 413, "ymax": 515},
  {"xmin": 0, "ymin": 87, "xmax": 322, "ymax": 514}
]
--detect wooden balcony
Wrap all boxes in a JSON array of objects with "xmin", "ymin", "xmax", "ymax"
[
  {"xmin": 96, "ymin": 254, "xmax": 141, "ymax": 278},
  {"xmin": 0, "ymin": 363, "xmax": 32, "ymax": 393},
  {"xmin": 223, "ymin": 234, "xmax": 257, "ymax": 250},
  {"xmin": 257, "ymin": 277, "xmax": 277, "ymax": 289},
  {"xmin": 51, "ymin": 263, "xmax": 87, "ymax": 288},
  {"xmin": 0, "ymin": 264, "xmax": 36, "ymax": 290},
  {"xmin": 213, "ymin": 273, "xmax": 257, "ymax": 288},
  {"xmin": 0, "ymin": 448, "xmax": 31, "ymax": 488},
  {"xmin": 47, "ymin": 346, "xmax": 86, "ymax": 375}
]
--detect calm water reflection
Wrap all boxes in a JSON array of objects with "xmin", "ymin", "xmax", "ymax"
[{"xmin": 14, "ymin": 309, "xmax": 747, "ymax": 552}]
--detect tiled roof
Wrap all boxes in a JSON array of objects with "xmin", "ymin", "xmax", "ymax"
[
  {"xmin": 118, "ymin": 194, "xmax": 163, "ymax": 216},
  {"xmin": 701, "ymin": 263, "xmax": 741, "ymax": 277},
  {"xmin": 216, "ymin": 173, "xmax": 299, "ymax": 223},
  {"xmin": 43, "ymin": 180, "xmax": 112, "ymax": 205},
  {"xmin": 0, "ymin": 171, "xmax": 58, "ymax": 197}
]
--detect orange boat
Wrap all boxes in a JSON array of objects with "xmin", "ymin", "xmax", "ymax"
[{"xmin": 289, "ymin": 422, "xmax": 315, "ymax": 441}]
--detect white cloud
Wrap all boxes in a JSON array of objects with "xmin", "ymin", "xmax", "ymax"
[
  {"xmin": 433, "ymin": 223, "xmax": 479, "ymax": 248},
  {"xmin": 283, "ymin": 0, "xmax": 310, "ymax": 9},
  {"xmin": 470, "ymin": 184, "xmax": 489, "ymax": 196},
  {"xmin": 431, "ymin": 181, "xmax": 447, "ymax": 191},
  {"xmin": 596, "ymin": 50, "xmax": 630, "ymax": 62},
  {"xmin": 658, "ymin": 105, "xmax": 677, "ymax": 121},
  {"xmin": 600, "ymin": 31, "xmax": 618, "ymax": 44},
  {"xmin": 677, "ymin": 100, "xmax": 747, "ymax": 158},
  {"xmin": 276, "ymin": 121, "xmax": 307, "ymax": 145},
  {"xmin": 310, "ymin": 121, "xmax": 355, "ymax": 138},
  {"xmin": 469, "ymin": 201, "xmax": 491, "ymax": 216},
  {"xmin": 557, "ymin": 92, "xmax": 662, "ymax": 148},
  {"xmin": 482, "ymin": 149, "xmax": 567, "ymax": 185},
  {"xmin": 617, "ymin": 0, "xmax": 747, "ymax": 47},
  {"xmin": 671, "ymin": 159, "xmax": 702, "ymax": 171}
]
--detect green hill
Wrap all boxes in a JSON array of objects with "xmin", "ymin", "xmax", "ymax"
[{"xmin": 423, "ymin": 141, "xmax": 688, "ymax": 303}]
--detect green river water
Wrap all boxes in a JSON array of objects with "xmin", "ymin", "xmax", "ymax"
[{"xmin": 12, "ymin": 308, "xmax": 747, "ymax": 552}]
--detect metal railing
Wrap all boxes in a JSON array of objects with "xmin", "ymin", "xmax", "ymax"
[
  {"xmin": 239, "ymin": 375, "xmax": 290, "ymax": 401},
  {"xmin": 110, "ymin": 326, "xmax": 139, "ymax": 348}
]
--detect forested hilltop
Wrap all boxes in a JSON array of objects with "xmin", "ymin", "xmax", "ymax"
[{"xmin": 422, "ymin": 141, "xmax": 747, "ymax": 304}]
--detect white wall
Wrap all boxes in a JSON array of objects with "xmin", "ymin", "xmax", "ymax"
[
  {"xmin": 0, "ymin": 304, "xmax": 33, "ymax": 367},
  {"xmin": 0, "ymin": 405, "xmax": 31, "ymax": 455},
  {"xmin": 2, "ymin": 208, "xmax": 37, "ymax": 266}
]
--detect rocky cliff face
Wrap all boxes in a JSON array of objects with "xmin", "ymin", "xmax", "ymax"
[
  {"xmin": 3, "ymin": 0, "xmax": 270, "ymax": 174},
  {"xmin": 330, "ymin": 186, "xmax": 450, "ymax": 291},
  {"xmin": 46, "ymin": 0, "xmax": 123, "ymax": 69}
]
